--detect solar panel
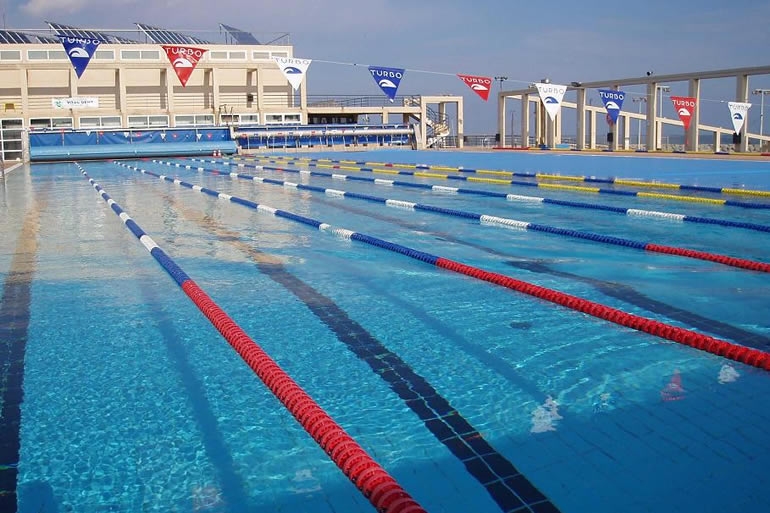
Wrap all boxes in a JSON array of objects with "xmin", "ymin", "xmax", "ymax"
[
  {"xmin": 0, "ymin": 30, "xmax": 33, "ymax": 44},
  {"xmin": 135, "ymin": 23, "xmax": 210, "ymax": 45},
  {"xmin": 220, "ymin": 24, "xmax": 261, "ymax": 45},
  {"xmin": 45, "ymin": 21, "xmax": 139, "ymax": 44}
]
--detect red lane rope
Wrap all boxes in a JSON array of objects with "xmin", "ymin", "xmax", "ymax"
[
  {"xmin": 179, "ymin": 280, "xmax": 426, "ymax": 513},
  {"xmin": 645, "ymin": 244, "xmax": 770, "ymax": 272},
  {"xmin": 434, "ymin": 258, "xmax": 770, "ymax": 371}
]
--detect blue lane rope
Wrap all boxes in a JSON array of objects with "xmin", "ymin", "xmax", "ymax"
[
  {"xmin": 149, "ymin": 159, "xmax": 770, "ymax": 272},
  {"xmin": 108, "ymin": 159, "xmax": 770, "ymax": 373},
  {"xmin": 183, "ymin": 157, "xmax": 770, "ymax": 235}
]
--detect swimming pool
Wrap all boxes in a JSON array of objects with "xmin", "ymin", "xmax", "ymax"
[{"xmin": 2, "ymin": 149, "xmax": 769, "ymax": 513}]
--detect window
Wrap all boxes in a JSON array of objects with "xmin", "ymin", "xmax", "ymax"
[
  {"xmin": 252, "ymin": 51, "xmax": 270, "ymax": 60},
  {"xmin": 120, "ymin": 50, "xmax": 141, "ymax": 60},
  {"xmin": 264, "ymin": 113, "xmax": 302, "ymax": 125},
  {"xmin": 79, "ymin": 116, "xmax": 122, "ymax": 128},
  {"xmin": 228, "ymin": 51, "xmax": 246, "ymax": 60},
  {"xmin": 0, "ymin": 50, "xmax": 21, "ymax": 61},
  {"xmin": 27, "ymin": 50, "xmax": 48, "ymax": 60},
  {"xmin": 140, "ymin": 50, "xmax": 160, "ymax": 60},
  {"xmin": 174, "ymin": 114, "xmax": 214, "ymax": 127},
  {"xmin": 93, "ymin": 50, "xmax": 115, "ymax": 60},
  {"xmin": 29, "ymin": 117, "xmax": 73, "ymax": 130},
  {"xmin": 271, "ymin": 51, "xmax": 288, "ymax": 58}
]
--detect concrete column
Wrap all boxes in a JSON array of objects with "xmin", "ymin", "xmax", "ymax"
[
  {"xmin": 497, "ymin": 93, "xmax": 506, "ymax": 147},
  {"xmin": 546, "ymin": 113, "xmax": 556, "ymax": 148},
  {"xmin": 554, "ymin": 111, "xmax": 562, "ymax": 145},
  {"xmin": 116, "ymin": 68, "xmax": 127, "ymax": 126},
  {"xmin": 520, "ymin": 95, "xmax": 530, "ymax": 147},
  {"xmin": 20, "ymin": 69, "xmax": 29, "ymax": 121},
  {"xmin": 69, "ymin": 68, "xmax": 78, "ymax": 128},
  {"xmin": 300, "ymin": 78, "xmax": 308, "ymax": 124},
  {"xmin": 589, "ymin": 110, "xmax": 596, "ymax": 149},
  {"xmin": 576, "ymin": 88, "xmax": 586, "ymax": 150},
  {"xmin": 456, "ymin": 96, "xmax": 464, "ymax": 149},
  {"xmin": 164, "ymin": 69, "xmax": 175, "ymax": 125},
  {"xmin": 735, "ymin": 74, "xmax": 749, "ymax": 152},
  {"xmin": 685, "ymin": 78, "xmax": 700, "ymax": 152},
  {"xmin": 610, "ymin": 116, "xmax": 619, "ymax": 151},
  {"xmin": 623, "ymin": 114, "xmax": 631, "ymax": 150},
  {"xmin": 420, "ymin": 101, "xmax": 428, "ymax": 150},
  {"xmin": 646, "ymin": 82, "xmax": 657, "ymax": 151},
  {"xmin": 256, "ymin": 66, "xmax": 265, "ymax": 111},
  {"xmin": 211, "ymin": 68, "xmax": 220, "ymax": 113}
]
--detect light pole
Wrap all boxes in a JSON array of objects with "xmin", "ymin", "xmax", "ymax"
[
  {"xmin": 657, "ymin": 85, "xmax": 670, "ymax": 118},
  {"xmin": 495, "ymin": 76, "xmax": 508, "ymax": 145},
  {"xmin": 632, "ymin": 96, "xmax": 647, "ymax": 148},
  {"xmin": 752, "ymin": 88, "xmax": 770, "ymax": 137}
]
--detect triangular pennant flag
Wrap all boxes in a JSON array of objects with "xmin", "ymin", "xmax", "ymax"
[
  {"xmin": 535, "ymin": 83, "xmax": 567, "ymax": 121},
  {"xmin": 727, "ymin": 102, "xmax": 751, "ymax": 134},
  {"xmin": 58, "ymin": 35, "xmax": 102, "ymax": 78},
  {"xmin": 272, "ymin": 57, "xmax": 312, "ymax": 91},
  {"xmin": 670, "ymin": 96, "xmax": 697, "ymax": 131},
  {"xmin": 457, "ymin": 74, "xmax": 492, "ymax": 101},
  {"xmin": 162, "ymin": 45, "xmax": 207, "ymax": 87},
  {"xmin": 368, "ymin": 66, "xmax": 405, "ymax": 102},
  {"xmin": 598, "ymin": 89, "xmax": 626, "ymax": 126}
]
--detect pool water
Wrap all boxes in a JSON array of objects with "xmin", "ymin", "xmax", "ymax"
[{"xmin": 1, "ymin": 149, "xmax": 769, "ymax": 513}]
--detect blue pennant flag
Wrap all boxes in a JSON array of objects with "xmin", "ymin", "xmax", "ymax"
[
  {"xmin": 368, "ymin": 66, "xmax": 405, "ymax": 102},
  {"xmin": 58, "ymin": 35, "xmax": 102, "ymax": 78},
  {"xmin": 598, "ymin": 89, "xmax": 626, "ymax": 125}
]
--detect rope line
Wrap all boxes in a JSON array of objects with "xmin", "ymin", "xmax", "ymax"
[
  {"xmin": 190, "ymin": 157, "xmax": 770, "ymax": 235},
  {"xmin": 262, "ymin": 154, "xmax": 770, "ymax": 199},
  {"xmin": 115, "ymin": 160, "xmax": 770, "ymax": 371},
  {"xmin": 154, "ymin": 159, "xmax": 770, "ymax": 274},
  {"xmin": 238, "ymin": 156, "xmax": 770, "ymax": 210},
  {"xmin": 77, "ymin": 163, "xmax": 427, "ymax": 513}
]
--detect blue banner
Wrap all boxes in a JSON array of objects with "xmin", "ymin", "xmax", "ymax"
[
  {"xmin": 368, "ymin": 66, "xmax": 405, "ymax": 102},
  {"xmin": 598, "ymin": 89, "xmax": 626, "ymax": 125},
  {"xmin": 58, "ymin": 35, "xmax": 102, "ymax": 78}
]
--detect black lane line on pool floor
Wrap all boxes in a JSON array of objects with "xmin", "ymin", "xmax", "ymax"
[
  {"xmin": 0, "ymin": 199, "xmax": 41, "ymax": 513},
  {"xmin": 154, "ymin": 189, "xmax": 561, "ymax": 513}
]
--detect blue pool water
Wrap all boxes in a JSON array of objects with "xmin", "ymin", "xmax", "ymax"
[{"xmin": 1, "ymin": 149, "xmax": 769, "ymax": 513}]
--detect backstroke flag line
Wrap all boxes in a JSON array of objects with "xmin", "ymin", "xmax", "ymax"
[
  {"xmin": 368, "ymin": 66, "xmax": 405, "ymax": 102},
  {"xmin": 535, "ymin": 83, "xmax": 567, "ymax": 121},
  {"xmin": 162, "ymin": 45, "xmax": 207, "ymax": 87},
  {"xmin": 273, "ymin": 57, "xmax": 312, "ymax": 91},
  {"xmin": 728, "ymin": 102, "xmax": 751, "ymax": 134},
  {"xmin": 457, "ymin": 74, "xmax": 492, "ymax": 101},
  {"xmin": 671, "ymin": 96, "xmax": 697, "ymax": 131},
  {"xmin": 58, "ymin": 35, "xmax": 101, "ymax": 78},
  {"xmin": 598, "ymin": 89, "xmax": 626, "ymax": 126}
]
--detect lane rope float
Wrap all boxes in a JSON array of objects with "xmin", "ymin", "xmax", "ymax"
[
  {"xmin": 198, "ymin": 157, "xmax": 770, "ymax": 234},
  {"xmin": 154, "ymin": 159, "xmax": 770, "ymax": 274},
  {"xmin": 77, "ymin": 163, "xmax": 427, "ymax": 513},
  {"xmin": 115, "ymin": 160, "xmax": 770, "ymax": 372},
  {"xmin": 257, "ymin": 154, "xmax": 770, "ymax": 199}
]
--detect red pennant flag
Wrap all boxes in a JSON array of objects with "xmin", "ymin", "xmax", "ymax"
[
  {"xmin": 670, "ymin": 96, "xmax": 697, "ymax": 131},
  {"xmin": 457, "ymin": 74, "xmax": 493, "ymax": 101},
  {"xmin": 162, "ymin": 45, "xmax": 207, "ymax": 87}
]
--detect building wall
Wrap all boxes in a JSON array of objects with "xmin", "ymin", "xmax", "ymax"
[{"xmin": 0, "ymin": 42, "xmax": 298, "ymax": 132}]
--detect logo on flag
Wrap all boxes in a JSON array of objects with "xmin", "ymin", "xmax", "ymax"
[
  {"xmin": 670, "ymin": 96, "xmax": 697, "ymax": 131},
  {"xmin": 273, "ymin": 57, "xmax": 312, "ymax": 91},
  {"xmin": 162, "ymin": 45, "xmax": 207, "ymax": 87},
  {"xmin": 727, "ymin": 101, "xmax": 751, "ymax": 134},
  {"xmin": 457, "ymin": 74, "xmax": 492, "ymax": 101},
  {"xmin": 535, "ymin": 83, "xmax": 567, "ymax": 121},
  {"xmin": 368, "ymin": 66, "xmax": 405, "ymax": 102},
  {"xmin": 58, "ymin": 35, "xmax": 101, "ymax": 78},
  {"xmin": 598, "ymin": 89, "xmax": 626, "ymax": 126}
]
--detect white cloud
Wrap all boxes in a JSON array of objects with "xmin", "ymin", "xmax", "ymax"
[{"xmin": 21, "ymin": 0, "xmax": 90, "ymax": 15}]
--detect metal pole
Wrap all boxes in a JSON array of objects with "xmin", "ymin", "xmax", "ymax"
[{"xmin": 761, "ymin": 93, "xmax": 765, "ymax": 137}]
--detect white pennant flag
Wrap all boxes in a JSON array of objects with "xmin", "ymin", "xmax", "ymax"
[
  {"xmin": 535, "ymin": 83, "xmax": 567, "ymax": 121},
  {"xmin": 272, "ymin": 56, "xmax": 312, "ymax": 91},
  {"xmin": 727, "ymin": 102, "xmax": 751, "ymax": 134}
]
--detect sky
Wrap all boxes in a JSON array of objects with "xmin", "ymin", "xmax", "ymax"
[{"xmin": 3, "ymin": 0, "xmax": 770, "ymax": 135}]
